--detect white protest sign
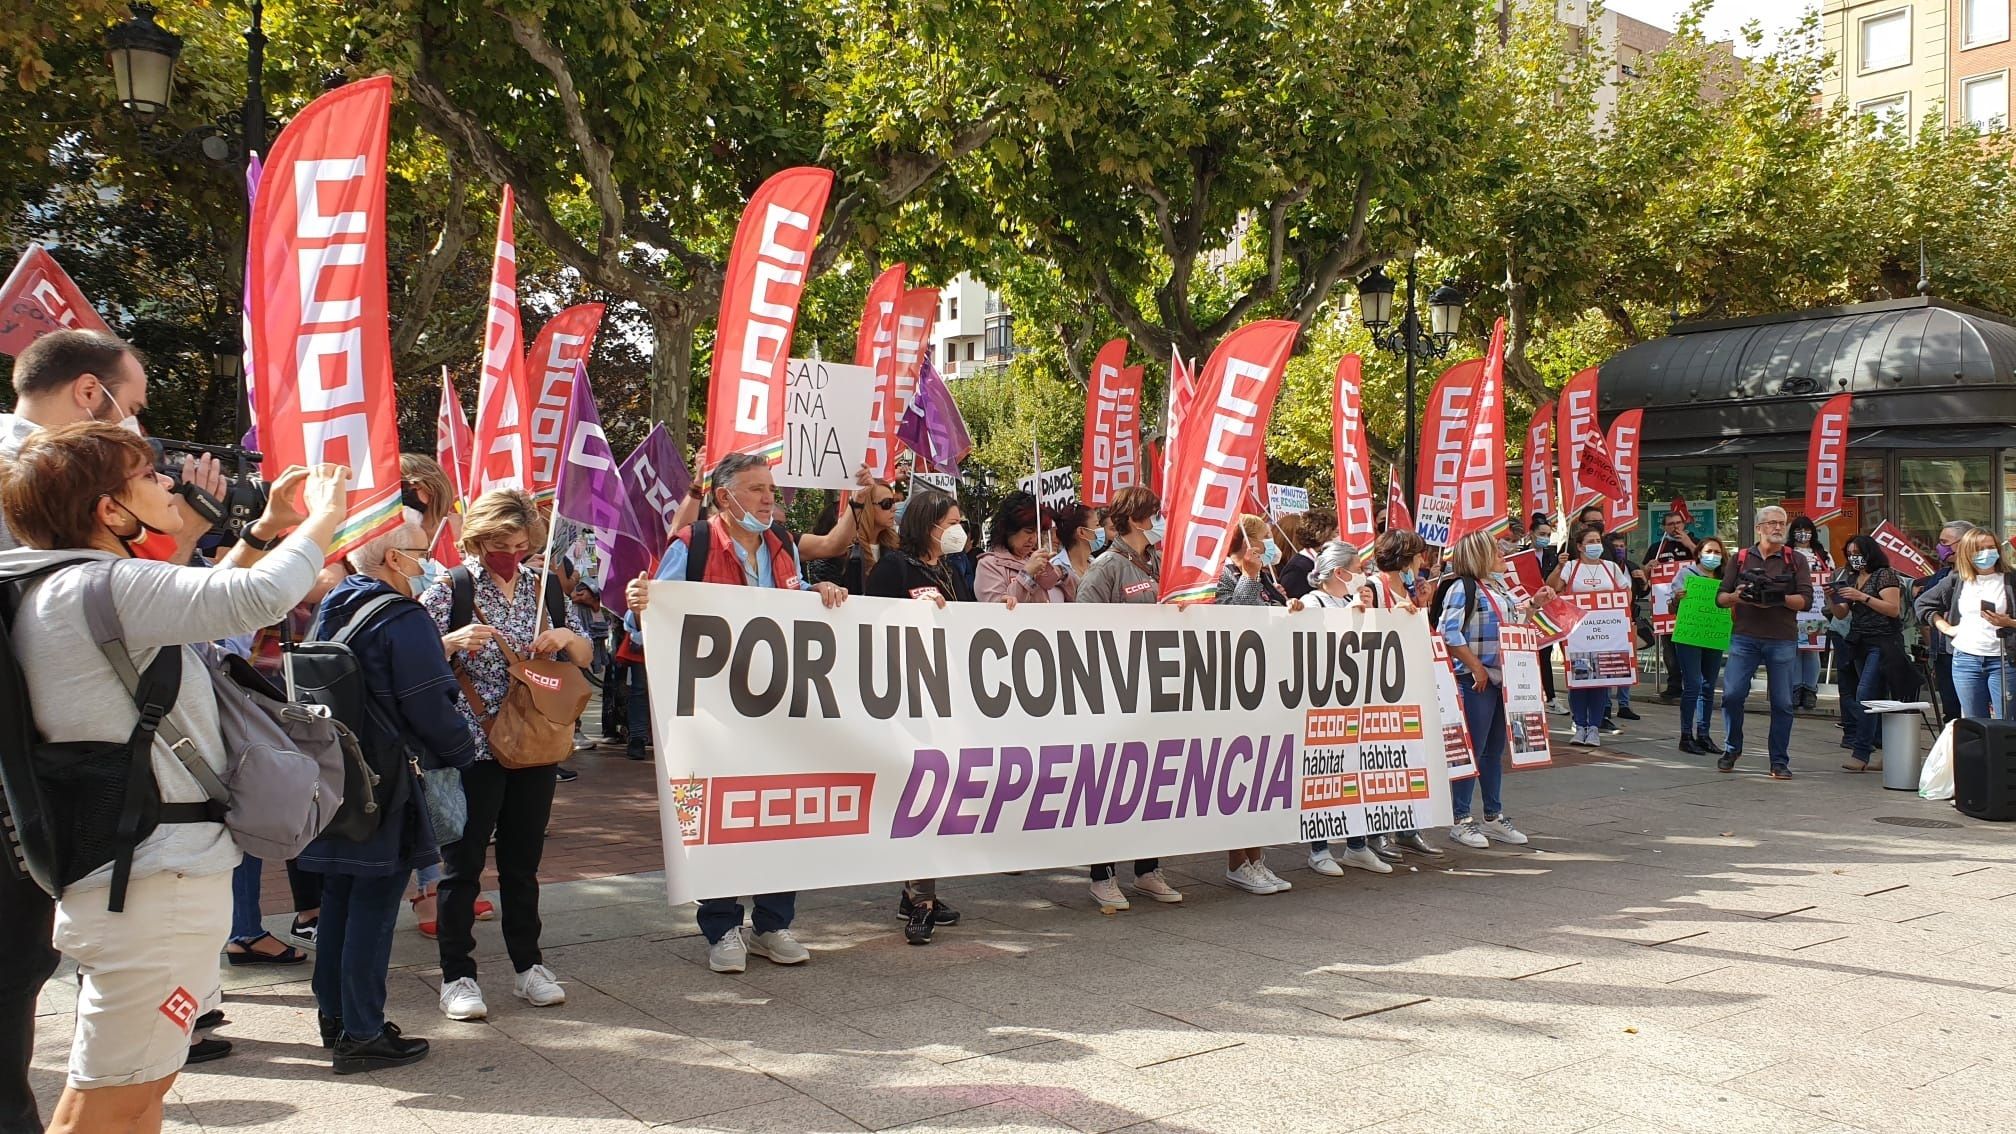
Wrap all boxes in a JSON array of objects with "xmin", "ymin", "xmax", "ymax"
[
  {"xmin": 1562, "ymin": 588, "xmax": 1638, "ymax": 688},
  {"xmin": 1429, "ymin": 634, "xmax": 1477, "ymax": 781},
  {"xmin": 1500, "ymin": 623, "xmax": 1553, "ymax": 769},
  {"xmin": 909, "ymin": 471, "xmax": 958, "ymax": 498},
  {"xmin": 1415, "ymin": 494, "xmax": 1455, "ymax": 547},
  {"xmin": 1268, "ymin": 484, "xmax": 1310, "ymax": 518},
  {"xmin": 640, "ymin": 587, "xmax": 1450, "ymax": 902},
  {"xmin": 1018, "ymin": 465, "xmax": 1077, "ymax": 511},
  {"xmin": 777, "ymin": 358, "xmax": 875, "ymax": 490}
]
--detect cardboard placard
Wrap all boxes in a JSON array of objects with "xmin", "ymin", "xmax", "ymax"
[
  {"xmin": 910, "ymin": 471, "xmax": 959, "ymax": 497},
  {"xmin": 1430, "ymin": 634, "xmax": 1477, "ymax": 781},
  {"xmin": 1415, "ymin": 494, "xmax": 1455, "ymax": 547},
  {"xmin": 778, "ymin": 359, "xmax": 875, "ymax": 490},
  {"xmin": 1647, "ymin": 559, "xmax": 1682, "ymax": 635},
  {"xmin": 1268, "ymin": 484, "xmax": 1311, "ymax": 518},
  {"xmin": 1562, "ymin": 588, "xmax": 1637, "ymax": 688},
  {"xmin": 1500, "ymin": 623, "xmax": 1552, "ymax": 769},
  {"xmin": 1671, "ymin": 572, "xmax": 1732, "ymax": 651},
  {"xmin": 1018, "ymin": 465, "xmax": 1077, "ymax": 511}
]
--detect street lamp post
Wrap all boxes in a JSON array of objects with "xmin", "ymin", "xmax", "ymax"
[{"xmin": 1355, "ymin": 254, "xmax": 1466, "ymax": 507}]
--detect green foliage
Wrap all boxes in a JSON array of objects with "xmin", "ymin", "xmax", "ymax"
[{"xmin": 948, "ymin": 355, "xmax": 1083, "ymax": 515}]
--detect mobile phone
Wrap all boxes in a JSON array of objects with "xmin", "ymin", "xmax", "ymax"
[{"xmin": 1984, "ymin": 601, "xmax": 1998, "ymax": 615}]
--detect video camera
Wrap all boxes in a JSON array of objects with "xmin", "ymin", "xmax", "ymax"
[
  {"xmin": 1735, "ymin": 565, "xmax": 1794, "ymax": 607},
  {"xmin": 148, "ymin": 438, "xmax": 269, "ymax": 539}
]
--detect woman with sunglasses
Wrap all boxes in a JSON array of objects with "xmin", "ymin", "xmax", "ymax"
[{"xmin": 808, "ymin": 477, "xmax": 900, "ymax": 595}]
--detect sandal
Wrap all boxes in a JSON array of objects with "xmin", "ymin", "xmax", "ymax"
[
  {"xmin": 474, "ymin": 897, "xmax": 496, "ymax": 921},
  {"xmin": 409, "ymin": 893, "xmax": 438, "ymax": 940},
  {"xmin": 1840, "ymin": 760, "xmax": 1869, "ymax": 772},
  {"xmin": 224, "ymin": 933, "xmax": 306, "ymax": 966}
]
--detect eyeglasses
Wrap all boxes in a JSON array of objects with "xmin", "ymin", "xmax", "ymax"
[{"xmin": 1758, "ymin": 519, "xmax": 1788, "ymax": 527}]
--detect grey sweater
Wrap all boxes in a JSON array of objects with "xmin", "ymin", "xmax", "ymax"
[{"xmin": 0, "ymin": 537, "xmax": 322, "ymax": 892}]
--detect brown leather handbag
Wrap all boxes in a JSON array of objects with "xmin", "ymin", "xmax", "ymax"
[{"xmin": 455, "ymin": 604, "xmax": 591, "ymax": 770}]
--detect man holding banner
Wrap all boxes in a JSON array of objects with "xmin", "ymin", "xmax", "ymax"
[{"xmin": 629, "ymin": 452, "xmax": 847, "ymax": 975}]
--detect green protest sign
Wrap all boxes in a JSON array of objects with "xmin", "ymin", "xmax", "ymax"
[{"xmin": 1671, "ymin": 573, "xmax": 1732, "ymax": 651}]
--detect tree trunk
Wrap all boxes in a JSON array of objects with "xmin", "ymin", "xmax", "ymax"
[{"xmin": 649, "ymin": 303, "xmax": 699, "ymax": 457}]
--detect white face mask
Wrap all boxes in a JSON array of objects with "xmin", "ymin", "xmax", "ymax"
[
  {"xmin": 938, "ymin": 523, "xmax": 969, "ymax": 556},
  {"xmin": 101, "ymin": 388, "xmax": 141, "ymax": 435}
]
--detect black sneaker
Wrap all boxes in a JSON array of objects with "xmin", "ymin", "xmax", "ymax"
[
  {"xmin": 186, "ymin": 1037, "xmax": 232, "ymax": 1065},
  {"xmin": 626, "ymin": 749, "xmax": 651, "ymax": 762},
  {"xmin": 195, "ymin": 1009, "xmax": 226, "ymax": 1031},
  {"xmin": 555, "ymin": 766, "xmax": 580, "ymax": 782},
  {"xmin": 1694, "ymin": 733, "xmax": 1714, "ymax": 754},
  {"xmin": 323, "ymin": 1018, "xmax": 401, "ymax": 1051},
  {"xmin": 1678, "ymin": 736, "xmax": 1700, "ymax": 755},
  {"xmin": 1601, "ymin": 716, "xmax": 1621, "ymax": 733},
  {"xmin": 904, "ymin": 902, "xmax": 937, "ymax": 945},
  {"xmin": 1717, "ymin": 752, "xmax": 1738, "ymax": 772},
  {"xmin": 290, "ymin": 917, "xmax": 318, "ymax": 946},
  {"xmin": 333, "ymin": 1027, "xmax": 430, "ymax": 1075},
  {"xmin": 897, "ymin": 891, "xmax": 960, "ymax": 926},
  {"xmin": 1617, "ymin": 707, "xmax": 1641, "ymax": 721}
]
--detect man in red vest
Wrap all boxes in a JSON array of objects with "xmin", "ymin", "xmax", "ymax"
[{"xmin": 625, "ymin": 450, "xmax": 846, "ymax": 976}]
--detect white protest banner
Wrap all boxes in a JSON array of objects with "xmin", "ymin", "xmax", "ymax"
[
  {"xmin": 1794, "ymin": 549, "xmax": 1828, "ymax": 653},
  {"xmin": 1562, "ymin": 588, "xmax": 1637, "ymax": 689},
  {"xmin": 910, "ymin": 471, "xmax": 958, "ymax": 497},
  {"xmin": 1018, "ymin": 466, "xmax": 1077, "ymax": 511},
  {"xmin": 1415, "ymin": 494, "xmax": 1455, "ymax": 547},
  {"xmin": 777, "ymin": 358, "xmax": 874, "ymax": 490},
  {"xmin": 1268, "ymin": 484, "xmax": 1310, "ymax": 518},
  {"xmin": 640, "ymin": 586, "xmax": 1450, "ymax": 902},
  {"xmin": 1429, "ymin": 634, "xmax": 1476, "ymax": 781},
  {"xmin": 1501, "ymin": 624, "xmax": 1553, "ymax": 769}
]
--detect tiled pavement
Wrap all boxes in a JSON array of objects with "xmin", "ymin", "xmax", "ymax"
[{"xmin": 39, "ymin": 700, "xmax": 2016, "ymax": 1133}]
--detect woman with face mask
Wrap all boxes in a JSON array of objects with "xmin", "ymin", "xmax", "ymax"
[
  {"xmin": 1049, "ymin": 501, "xmax": 1104, "ymax": 584},
  {"xmin": 1916, "ymin": 528, "xmax": 2016, "ymax": 721},
  {"xmin": 1216, "ymin": 513, "xmax": 1287, "ymax": 608},
  {"xmin": 976, "ymin": 491, "xmax": 1075, "ymax": 604},
  {"xmin": 1673, "ymin": 538, "xmax": 1728, "ymax": 756},
  {"xmin": 0, "ymin": 424, "xmax": 349, "ymax": 1133},
  {"xmin": 1825, "ymin": 535, "xmax": 1906, "ymax": 771},
  {"xmin": 294, "ymin": 511, "xmax": 481, "ymax": 1072},
  {"xmin": 1072, "ymin": 487, "xmax": 1184, "ymax": 910},
  {"xmin": 1786, "ymin": 515, "xmax": 1831, "ymax": 710},
  {"xmin": 866, "ymin": 490, "xmax": 989, "ymax": 943},
  {"xmin": 1548, "ymin": 524, "xmax": 1633, "ymax": 748},
  {"xmin": 1293, "ymin": 542, "xmax": 1403, "ymax": 875}
]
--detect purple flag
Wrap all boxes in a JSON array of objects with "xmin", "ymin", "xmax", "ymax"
[
  {"xmin": 554, "ymin": 364, "xmax": 651, "ymax": 615},
  {"xmin": 240, "ymin": 152, "xmax": 263, "ymax": 451},
  {"xmin": 619, "ymin": 422, "xmax": 689, "ymax": 547},
  {"xmin": 894, "ymin": 356, "xmax": 972, "ymax": 476}
]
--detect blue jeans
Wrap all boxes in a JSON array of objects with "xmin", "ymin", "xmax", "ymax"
[
  {"xmin": 1840, "ymin": 644, "xmax": 1889, "ymax": 761},
  {"xmin": 1952, "ymin": 651, "xmax": 2010, "ymax": 720},
  {"xmin": 230, "ymin": 855, "xmax": 265, "ymax": 945},
  {"xmin": 698, "ymin": 893, "xmax": 796, "ymax": 944},
  {"xmin": 312, "ymin": 870, "xmax": 411, "ymax": 1042},
  {"xmin": 1796, "ymin": 649, "xmax": 1820, "ymax": 692},
  {"xmin": 1569, "ymin": 688, "xmax": 1609, "ymax": 730},
  {"xmin": 1722, "ymin": 634, "xmax": 1798, "ymax": 768},
  {"xmin": 1452, "ymin": 679, "xmax": 1506, "ymax": 821},
  {"xmin": 1675, "ymin": 644, "xmax": 1723, "ymax": 738},
  {"xmin": 627, "ymin": 661, "xmax": 652, "ymax": 758},
  {"xmin": 1612, "ymin": 686, "xmax": 1631, "ymax": 710}
]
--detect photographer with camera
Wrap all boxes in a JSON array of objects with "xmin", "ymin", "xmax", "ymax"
[{"xmin": 1714, "ymin": 505, "xmax": 1812, "ymax": 778}]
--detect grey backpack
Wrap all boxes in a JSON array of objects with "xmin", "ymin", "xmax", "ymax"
[{"xmin": 84, "ymin": 561, "xmax": 355, "ymax": 863}]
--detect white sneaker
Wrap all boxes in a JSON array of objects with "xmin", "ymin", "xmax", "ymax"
[
  {"xmin": 1131, "ymin": 870, "xmax": 1184, "ymax": 904},
  {"xmin": 439, "ymin": 977, "xmax": 488, "ymax": 1020},
  {"xmin": 1587, "ymin": 729, "xmax": 1601, "ymax": 749},
  {"xmin": 513, "ymin": 963, "xmax": 566, "ymax": 1007},
  {"xmin": 1480, "ymin": 815, "xmax": 1530, "ymax": 846},
  {"xmin": 1089, "ymin": 876, "xmax": 1131, "ymax": 911},
  {"xmin": 1224, "ymin": 861, "xmax": 1275, "ymax": 894},
  {"xmin": 1548, "ymin": 696, "xmax": 1569, "ymax": 715},
  {"xmin": 1449, "ymin": 819, "xmax": 1489, "ymax": 849},
  {"xmin": 747, "ymin": 928, "xmax": 810, "ymax": 965},
  {"xmin": 1308, "ymin": 849, "xmax": 1345, "ymax": 876},
  {"xmin": 708, "ymin": 928, "xmax": 748, "ymax": 974},
  {"xmin": 1339, "ymin": 846, "xmax": 1394, "ymax": 874},
  {"xmin": 1251, "ymin": 860, "xmax": 1291, "ymax": 893}
]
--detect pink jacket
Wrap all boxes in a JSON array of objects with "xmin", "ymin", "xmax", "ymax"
[{"xmin": 975, "ymin": 546, "xmax": 1078, "ymax": 603}]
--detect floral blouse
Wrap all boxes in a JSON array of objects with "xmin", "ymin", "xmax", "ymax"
[{"xmin": 420, "ymin": 565, "xmax": 588, "ymax": 763}]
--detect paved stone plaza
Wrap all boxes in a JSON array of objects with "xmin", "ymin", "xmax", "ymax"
[{"xmin": 32, "ymin": 709, "xmax": 2016, "ymax": 1133}]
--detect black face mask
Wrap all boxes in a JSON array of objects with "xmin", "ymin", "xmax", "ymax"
[{"xmin": 400, "ymin": 484, "xmax": 428, "ymax": 513}]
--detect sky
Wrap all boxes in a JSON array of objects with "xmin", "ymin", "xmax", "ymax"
[{"xmin": 1602, "ymin": 0, "xmax": 1817, "ymax": 55}]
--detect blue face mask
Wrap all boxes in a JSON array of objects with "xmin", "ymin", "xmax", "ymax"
[
  {"xmin": 728, "ymin": 495, "xmax": 770, "ymax": 535},
  {"xmin": 1402, "ymin": 569, "xmax": 1418, "ymax": 588},
  {"xmin": 1146, "ymin": 517, "xmax": 1165, "ymax": 545},
  {"xmin": 1581, "ymin": 543, "xmax": 1604, "ymax": 560},
  {"xmin": 1089, "ymin": 528, "xmax": 1108, "ymax": 553},
  {"xmin": 1260, "ymin": 539, "xmax": 1281, "ymax": 568},
  {"xmin": 1974, "ymin": 548, "xmax": 2002, "ymax": 571},
  {"xmin": 1699, "ymin": 553, "xmax": 1722, "ymax": 571}
]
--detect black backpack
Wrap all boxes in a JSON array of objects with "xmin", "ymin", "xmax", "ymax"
[
  {"xmin": 296, "ymin": 593, "xmax": 416, "ymax": 843},
  {"xmin": 0, "ymin": 559, "xmax": 224, "ymax": 911},
  {"xmin": 447, "ymin": 564, "xmax": 568, "ymax": 635},
  {"xmin": 1427, "ymin": 573, "xmax": 1484, "ymax": 640}
]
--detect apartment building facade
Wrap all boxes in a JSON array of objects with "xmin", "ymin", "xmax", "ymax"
[{"xmin": 1821, "ymin": 1, "xmax": 2013, "ymax": 135}]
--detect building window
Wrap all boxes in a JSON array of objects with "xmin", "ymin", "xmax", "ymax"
[
  {"xmin": 1964, "ymin": 0, "xmax": 2010, "ymax": 48},
  {"xmin": 1859, "ymin": 9, "xmax": 1910, "ymax": 74},
  {"xmin": 965, "ymin": 341, "xmax": 976, "ymax": 361},
  {"xmin": 1897, "ymin": 455, "xmax": 1992, "ymax": 552},
  {"xmin": 949, "ymin": 297, "xmax": 959, "ymax": 320},
  {"xmin": 942, "ymin": 342, "xmax": 953, "ymax": 366},
  {"xmin": 1856, "ymin": 93, "xmax": 1910, "ymax": 134},
  {"xmin": 1963, "ymin": 71, "xmax": 2008, "ymax": 131}
]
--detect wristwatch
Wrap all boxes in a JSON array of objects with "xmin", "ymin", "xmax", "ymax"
[{"xmin": 239, "ymin": 525, "xmax": 285, "ymax": 551}]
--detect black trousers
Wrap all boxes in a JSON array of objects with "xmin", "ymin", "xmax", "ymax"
[
  {"xmin": 437, "ymin": 760, "xmax": 557, "ymax": 982},
  {"xmin": 0, "ymin": 866, "xmax": 58, "ymax": 1134},
  {"xmin": 1537, "ymin": 644, "xmax": 1557, "ymax": 700}
]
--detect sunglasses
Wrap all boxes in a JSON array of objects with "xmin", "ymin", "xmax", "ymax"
[{"xmin": 854, "ymin": 498, "xmax": 897, "ymax": 511}]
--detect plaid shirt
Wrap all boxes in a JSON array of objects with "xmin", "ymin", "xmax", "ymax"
[{"xmin": 1438, "ymin": 577, "xmax": 1514, "ymax": 682}]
